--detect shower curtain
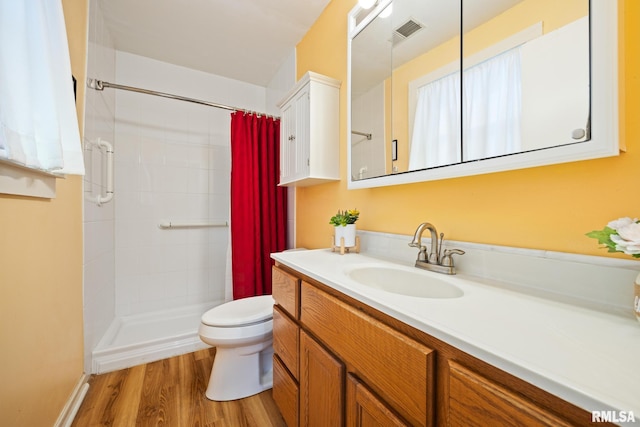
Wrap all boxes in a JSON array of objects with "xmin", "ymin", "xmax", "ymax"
[{"xmin": 230, "ymin": 112, "xmax": 287, "ymax": 299}]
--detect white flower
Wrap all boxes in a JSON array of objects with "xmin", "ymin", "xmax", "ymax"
[
  {"xmin": 619, "ymin": 222, "xmax": 640, "ymax": 241},
  {"xmin": 610, "ymin": 222, "xmax": 640, "ymax": 255},
  {"xmin": 588, "ymin": 216, "xmax": 640, "ymax": 258},
  {"xmin": 607, "ymin": 217, "xmax": 637, "ymax": 231}
]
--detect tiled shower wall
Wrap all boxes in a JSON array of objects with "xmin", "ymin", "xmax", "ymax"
[
  {"xmin": 83, "ymin": 0, "xmax": 116, "ymax": 371},
  {"xmin": 113, "ymin": 52, "xmax": 268, "ymax": 316}
]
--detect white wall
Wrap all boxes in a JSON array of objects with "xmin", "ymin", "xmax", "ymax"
[
  {"xmin": 267, "ymin": 49, "xmax": 296, "ymax": 116},
  {"xmin": 352, "ymin": 81, "xmax": 386, "ymax": 179},
  {"xmin": 520, "ymin": 17, "xmax": 590, "ymax": 149},
  {"xmin": 267, "ymin": 49, "xmax": 297, "ymax": 249},
  {"xmin": 113, "ymin": 52, "xmax": 268, "ymax": 316},
  {"xmin": 83, "ymin": 0, "xmax": 117, "ymax": 372}
]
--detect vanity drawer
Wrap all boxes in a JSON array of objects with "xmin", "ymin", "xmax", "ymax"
[
  {"xmin": 272, "ymin": 265, "xmax": 300, "ymax": 318},
  {"xmin": 448, "ymin": 361, "xmax": 572, "ymax": 427},
  {"xmin": 301, "ymin": 281, "xmax": 435, "ymax": 427},
  {"xmin": 273, "ymin": 304, "xmax": 299, "ymax": 380},
  {"xmin": 273, "ymin": 354, "xmax": 299, "ymax": 427}
]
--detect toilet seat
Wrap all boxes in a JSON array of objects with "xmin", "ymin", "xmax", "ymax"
[{"xmin": 201, "ymin": 295, "xmax": 274, "ymax": 327}]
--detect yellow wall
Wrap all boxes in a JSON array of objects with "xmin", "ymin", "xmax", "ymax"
[
  {"xmin": 296, "ymin": 0, "xmax": 640, "ymax": 258},
  {"xmin": 0, "ymin": 0, "xmax": 87, "ymax": 425}
]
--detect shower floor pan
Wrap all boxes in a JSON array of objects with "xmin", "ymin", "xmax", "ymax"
[{"xmin": 92, "ymin": 302, "xmax": 219, "ymax": 374}]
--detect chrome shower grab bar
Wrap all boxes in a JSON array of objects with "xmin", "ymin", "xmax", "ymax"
[
  {"xmin": 85, "ymin": 137, "xmax": 114, "ymax": 206},
  {"xmin": 158, "ymin": 221, "xmax": 228, "ymax": 229}
]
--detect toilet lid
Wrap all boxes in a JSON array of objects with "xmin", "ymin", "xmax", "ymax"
[{"xmin": 201, "ymin": 295, "xmax": 274, "ymax": 327}]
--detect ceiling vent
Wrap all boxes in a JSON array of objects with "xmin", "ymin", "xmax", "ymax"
[{"xmin": 392, "ymin": 18, "xmax": 424, "ymax": 45}]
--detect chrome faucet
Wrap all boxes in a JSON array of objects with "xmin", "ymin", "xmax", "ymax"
[
  {"xmin": 409, "ymin": 222, "xmax": 440, "ymax": 263},
  {"xmin": 408, "ymin": 222, "xmax": 465, "ymax": 275}
]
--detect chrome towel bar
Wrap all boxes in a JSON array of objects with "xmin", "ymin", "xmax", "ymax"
[{"xmin": 158, "ymin": 221, "xmax": 228, "ymax": 229}]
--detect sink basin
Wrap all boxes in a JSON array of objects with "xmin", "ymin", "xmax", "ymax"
[{"xmin": 347, "ymin": 266, "xmax": 464, "ymax": 299}]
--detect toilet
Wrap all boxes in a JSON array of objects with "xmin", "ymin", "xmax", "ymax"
[{"xmin": 198, "ymin": 295, "xmax": 275, "ymax": 401}]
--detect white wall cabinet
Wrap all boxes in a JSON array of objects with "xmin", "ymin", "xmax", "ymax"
[{"xmin": 277, "ymin": 72, "xmax": 341, "ymax": 187}]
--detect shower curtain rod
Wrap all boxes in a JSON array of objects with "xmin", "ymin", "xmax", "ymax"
[{"xmin": 87, "ymin": 78, "xmax": 278, "ymax": 118}]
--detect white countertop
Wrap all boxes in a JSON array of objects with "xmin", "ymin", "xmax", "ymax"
[{"xmin": 272, "ymin": 249, "xmax": 640, "ymax": 425}]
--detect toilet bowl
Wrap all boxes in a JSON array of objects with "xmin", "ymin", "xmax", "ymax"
[{"xmin": 198, "ymin": 294, "xmax": 275, "ymax": 401}]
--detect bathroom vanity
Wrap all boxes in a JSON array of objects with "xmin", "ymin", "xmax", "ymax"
[{"xmin": 270, "ymin": 247, "xmax": 639, "ymax": 426}]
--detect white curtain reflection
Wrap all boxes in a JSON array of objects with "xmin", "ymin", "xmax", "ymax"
[
  {"xmin": 409, "ymin": 71, "xmax": 461, "ymax": 170},
  {"xmin": 464, "ymin": 48, "xmax": 522, "ymax": 161},
  {"xmin": 410, "ymin": 47, "xmax": 522, "ymax": 169}
]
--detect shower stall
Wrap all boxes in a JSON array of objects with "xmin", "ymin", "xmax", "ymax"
[{"xmin": 82, "ymin": 0, "xmax": 292, "ymax": 374}]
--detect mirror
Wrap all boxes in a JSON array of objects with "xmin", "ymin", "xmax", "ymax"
[{"xmin": 348, "ymin": 0, "xmax": 618, "ymax": 189}]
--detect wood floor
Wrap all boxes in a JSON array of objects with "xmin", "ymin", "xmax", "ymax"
[{"xmin": 72, "ymin": 348, "xmax": 286, "ymax": 427}]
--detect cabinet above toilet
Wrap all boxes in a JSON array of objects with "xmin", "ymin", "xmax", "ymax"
[{"xmin": 277, "ymin": 72, "xmax": 341, "ymax": 187}]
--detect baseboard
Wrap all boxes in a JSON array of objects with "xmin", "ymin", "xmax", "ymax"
[{"xmin": 54, "ymin": 374, "xmax": 90, "ymax": 427}]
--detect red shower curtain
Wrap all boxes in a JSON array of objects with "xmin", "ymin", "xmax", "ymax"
[{"xmin": 230, "ymin": 112, "xmax": 287, "ymax": 299}]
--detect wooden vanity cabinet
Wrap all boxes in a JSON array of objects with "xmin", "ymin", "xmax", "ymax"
[
  {"xmin": 301, "ymin": 280, "xmax": 434, "ymax": 426},
  {"xmin": 272, "ymin": 263, "xmax": 607, "ymax": 427},
  {"xmin": 272, "ymin": 265, "xmax": 433, "ymax": 426},
  {"xmin": 272, "ymin": 266, "xmax": 301, "ymax": 426}
]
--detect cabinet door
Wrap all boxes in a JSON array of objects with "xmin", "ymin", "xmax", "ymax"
[
  {"xmin": 279, "ymin": 100, "xmax": 297, "ymax": 183},
  {"xmin": 300, "ymin": 330, "xmax": 344, "ymax": 427},
  {"xmin": 272, "ymin": 266, "xmax": 300, "ymax": 319},
  {"xmin": 301, "ymin": 282, "xmax": 434, "ymax": 426},
  {"xmin": 273, "ymin": 355, "xmax": 299, "ymax": 427},
  {"xmin": 448, "ymin": 361, "xmax": 572, "ymax": 427},
  {"xmin": 273, "ymin": 305, "xmax": 299, "ymax": 379},
  {"xmin": 347, "ymin": 374, "xmax": 410, "ymax": 427},
  {"xmin": 293, "ymin": 85, "xmax": 310, "ymax": 180},
  {"xmin": 279, "ymin": 85, "xmax": 310, "ymax": 185}
]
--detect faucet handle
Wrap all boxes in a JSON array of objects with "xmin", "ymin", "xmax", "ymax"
[
  {"xmin": 441, "ymin": 249, "xmax": 465, "ymax": 267},
  {"xmin": 409, "ymin": 242, "xmax": 428, "ymax": 262}
]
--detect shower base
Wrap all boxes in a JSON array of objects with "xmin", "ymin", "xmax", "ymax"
[{"xmin": 92, "ymin": 301, "xmax": 221, "ymax": 374}]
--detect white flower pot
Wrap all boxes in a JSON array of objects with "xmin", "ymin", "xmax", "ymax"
[{"xmin": 334, "ymin": 224, "xmax": 356, "ymax": 247}]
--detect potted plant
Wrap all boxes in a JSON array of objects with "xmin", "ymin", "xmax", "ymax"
[
  {"xmin": 330, "ymin": 209, "xmax": 360, "ymax": 247},
  {"xmin": 587, "ymin": 217, "xmax": 640, "ymax": 322}
]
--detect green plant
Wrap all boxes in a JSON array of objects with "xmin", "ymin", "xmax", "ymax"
[
  {"xmin": 586, "ymin": 217, "xmax": 640, "ymax": 258},
  {"xmin": 329, "ymin": 209, "xmax": 360, "ymax": 227}
]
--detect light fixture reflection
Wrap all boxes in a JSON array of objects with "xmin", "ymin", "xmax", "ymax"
[
  {"xmin": 379, "ymin": 4, "xmax": 392, "ymax": 18},
  {"xmin": 358, "ymin": 0, "xmax": 377, "ymax": 10}
]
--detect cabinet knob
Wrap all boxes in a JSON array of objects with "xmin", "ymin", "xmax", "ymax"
[{"xmin": 288, "ymin": 135, "xmax": 296, "ymax": 141}]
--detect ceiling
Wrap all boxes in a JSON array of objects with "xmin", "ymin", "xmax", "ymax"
[{"xmin": 98, "ymin": 0, "xmax": 333, "ymax": 87}]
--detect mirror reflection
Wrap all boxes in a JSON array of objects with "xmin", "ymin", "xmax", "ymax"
[
  {"xmin": 351, "ymin": 2, "xmax": 395, "ymax": 180},
  {"xmin": 350, "ymin": 0, "xmax": 590, "ymax": 181}
]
